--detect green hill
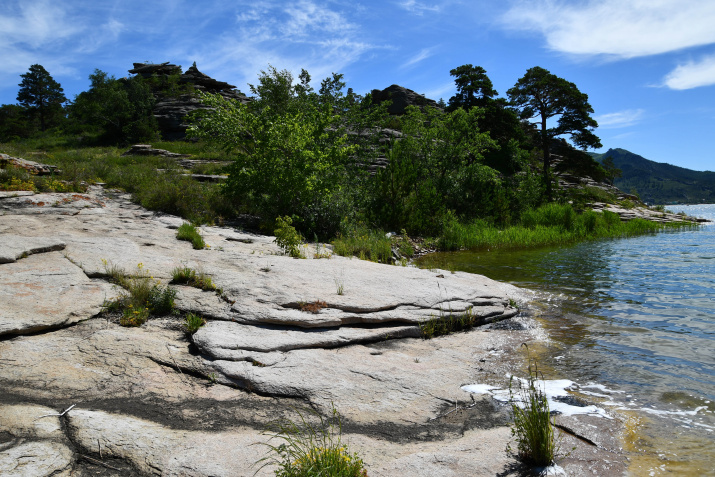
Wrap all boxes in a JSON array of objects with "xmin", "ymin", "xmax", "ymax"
[{"xmin": 591, "ymin": 148, "xmax": 715, "ymax": 204}]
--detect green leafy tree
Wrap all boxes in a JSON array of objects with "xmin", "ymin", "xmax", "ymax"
[
  {"xmin": 17, "ymin": 64, "xmax": 67, "ymax": 131},
  {"xmin": 507, "ymin": 66, "xmax": 601, "ymax": 200},
  {"xmin": 69, "ymin": 69, "xmax": 157, "ymax": 144},
  {"xmin": 188, "ymin": 71, "xmax": 358, "ymax": 236},
  {"xmin": 369, "ymin": 105, "xmax": 499, "ymax": 233}
]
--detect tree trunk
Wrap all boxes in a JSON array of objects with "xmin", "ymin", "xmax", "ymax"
[{"xmin": 541, "ymin": 114, "xmax": 551, "ymax": 201}]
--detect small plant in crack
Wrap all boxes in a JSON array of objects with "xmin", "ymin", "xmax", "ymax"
[
  {"xmin": 171, "ymin": 265, "xmax": 217, "ymax": 291},
  {"xmin": 176, "ymin": 222, "xmax": 206, "ymax": 250},
  {"xmin": 183, "ymin": 312, "xmax": 206, "ymax": 334},
  {"xmin": 299, "ymin": 300, "xmax": 328, "ymax": 314},
  {"xmin": 101, "ymin": 260, "xmax": 176, "ymax": 327},
  {"xmin": 255, "ymin": 404, "xmax": 368, "ymax": 477}
]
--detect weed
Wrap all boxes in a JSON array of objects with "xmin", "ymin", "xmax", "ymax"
[
  {"xmin": 171, "ymin": 266, "xmax": 217, "ymax": 291},
  {"xmin": 102, "ymin": 261, "xmax": 176, "ymax": 326},
  {"xmin": 256, "ymin": 405, "xmax": 368, "ymax": 477},
  {"xmin": 419, "ymin": 308, "xmax": 477, "ymax": 339},
  {"xmin": 334, "ymin": 271, "xmax": 345, "ymax": 296},
  {"xmin": 299, "ymin": 300, "xmax": 328, "ymax": 314},
  {"xmin": 508, "ymin": 345, "xmax": 557, "ymax": 467},
  {"xmin": 183, "ymin": 312, "xmax": 206, "ymax": 334},
  {"xmin": 176, "ymin": 223, "xmax": 206, "ymax": 249},
  {"xmin": 274, "ymin": 216, "xmax": 305, "ymax": 258}
]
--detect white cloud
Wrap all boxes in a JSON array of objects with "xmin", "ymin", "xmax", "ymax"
[
  {"xmin": 501, "ymin": 0, "xmax": 715, "ymax": 59},
  {"xmin": 398, "ymin": 0, "xmax": 441, "ymax": 16},
  {"xmin": 422, "ymin": 81, "xmax": 454, "ymax": 100},
  {"xmin": 664, "ymin": 54, "xmax": 715, "ymax": 89},
  {"xmin": 595, "ymin": 109, "xmax": 645, "ymax": 128},
  {"xmin": 401, "ymin": 47, "xmax": 436, "ymax": 68}
]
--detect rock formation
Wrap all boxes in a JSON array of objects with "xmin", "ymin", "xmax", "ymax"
[
  {"xmin": 370, "ymin": 84, "xmax": 442, "ymax": 115},
  {"xmin": 129, "ymin": 62, "xmax": 251, "ymax": 141},
  {"xmin": 0, "ymin": 181, "xmax": 628, "ymax": 476}
]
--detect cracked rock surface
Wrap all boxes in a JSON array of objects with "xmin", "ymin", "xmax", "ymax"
[{"xmin": 0, "ymin": 185, "xmax": 626, "ymax": 476}]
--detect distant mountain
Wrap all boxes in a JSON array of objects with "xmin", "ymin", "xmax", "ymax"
[{"xmin": 590, "ymin": 148, "xmax": 715, "ymax": 204}]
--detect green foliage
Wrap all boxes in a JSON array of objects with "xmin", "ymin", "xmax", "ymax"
[
  {"xmin": 447, "ymin": 64, "xmax": 497, "ymax": 110},
  {"xmin": 176, "ymin": 223, "xmax": 206, "ymax": 249},
  {"xmin": 600, "ymin": 155, "xmax": 622, "ymax": 185},
  {"xmin": 508, "ymin": 350, "xmax": 556, "ymax": 466},
  {"xmin": 367, "ymin": 105, "xmax": 498, "ymax": 234},
  {"xmin": 102, "ymin": 261, "xmax": 176, "ymax": 326},
  {"xmin": 507, "ymin": 66, "xmax": 601, "ymax": 199},
  {"xmin": 274, "ymin": 216, "xmax": 305, "ymax": 258},
  {"xmin": 17, "ymin": 64, "xmax": 66, "ymax": 132},
  {"xmin": 257, "ymin": 405, "xmax": 367, "ymax": 477},
  {"xmin": 438, "ymin": 203, "xmax": 684, "ymax": 252},
  {"xmin": 183, "ymin": 312, "xmax": 206, "ymax": 334},
  {"xmin": 171, "ymin": 266, "xmax": 217, "ymax": 291},
  {"xmin": 0, "ymin": 104, "xmax": 35, "ymax": 141},
  {"xmin": 419, "ymin": 308, "xmax": 478, "ymax": 339},
  {"xmin": 331, "ymin": 223, "xmax": 392, "ymax": 263},
  {"xmin": 69, "ymin": 69, "xmax": 158, "ymax": 145}
]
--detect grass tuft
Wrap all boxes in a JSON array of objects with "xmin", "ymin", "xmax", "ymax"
[
  {"xmin": 177, "ymin": 223, "xmax": 206, "ymax": 249},
  {"xmin": 508, "ymin": 345, "xmax": 558, "ymax": 467},
  {"xmin": 256, "ymin": 405, "xmax": 368, "ymax": 477},
  {"xmin": 101, "ymin": 260, "xmax": 176, "ymax": 326},
  {"xmin": 419, "ymin": 308, "xmax": 478, "ymax": 339},
  {"xmin": 183, "ymin": 312, "xmax": 206, "ymax": 334},
  {"xmin": 171, "ymin": 266, "xmax": 217, "ymax": 291}
]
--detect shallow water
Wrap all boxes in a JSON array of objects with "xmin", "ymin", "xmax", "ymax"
[{"xmin": 418, "ymin": 205, "xmax": 715, "ymax": 475}]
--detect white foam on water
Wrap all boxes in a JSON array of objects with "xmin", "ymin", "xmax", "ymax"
[{"xmin": 461, "ymin": 375, "xmax": 613, "ymax": 419}]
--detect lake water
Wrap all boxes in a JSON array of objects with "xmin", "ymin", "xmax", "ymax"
[{"xmin": 417, "ymin": 204, "xmax": 715, "ymax": 476}]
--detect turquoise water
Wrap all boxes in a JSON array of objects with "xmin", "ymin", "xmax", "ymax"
[{"xmin": 418, "ymin": 205, "xmax": 715, "ymax": 474}]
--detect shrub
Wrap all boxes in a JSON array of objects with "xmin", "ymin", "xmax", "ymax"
[
  {"xmin": 177, "ymin": 223, "xmax": 206, "ymax": 249},
  {"xmin": 508, "ymin": 348, "xmax": 556, "ymax": 467},
  {"xmin": 274, "ymin": 216, "xmax": 304, "ymax": 258},
  {"xmin": 184, "ymin": 312, "xmax": 206, "ymax": 334},
  {"xmin": 256, "ymin": 405, "xmax": 368, "ymax": 477}
]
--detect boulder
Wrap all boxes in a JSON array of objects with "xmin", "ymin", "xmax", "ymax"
[{"xmin": 370, "ymin": 84, "xmax": 441, "ymax": 115}]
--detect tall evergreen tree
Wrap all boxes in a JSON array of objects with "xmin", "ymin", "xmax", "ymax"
[
  {"xmin": 17, "ymin": 64, "xmax": 66, "ymax": 131},
  {"xmin": 507, "ymin": 66, "xmax": 601, "ymax": 200}
]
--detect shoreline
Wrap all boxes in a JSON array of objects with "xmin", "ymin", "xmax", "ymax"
[{"xmin": 0, "ymin": 185, "xmax": 631, "ymax": 476}]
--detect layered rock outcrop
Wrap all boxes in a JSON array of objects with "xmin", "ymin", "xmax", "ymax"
[
  {"xmin": 129, "ymin": 62, "xmax": 251, "ymax": 140},
  {"xmin": 0, "ymin": 183, "xmax": 627, "ymax": 476}
]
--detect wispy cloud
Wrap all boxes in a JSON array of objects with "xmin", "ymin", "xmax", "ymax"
[
  {"xmin": 422, "ymin": 81, "xmax": 454, "ymax": 100},
  {"xmin": 663, "ymin": 54, "xmax": 715, "ymax": 90},
  {"xmin": 401, "ymin": 47, "xmax": 436, "ymax": 68},
  {"xmin": 501, "ymin": 0, "xmax": 715, "ymax": 59},
  {"xmin": 595, "ymin": 109, "xmax": 645, "ymax": 128},
  {"xmin": 398, "ymin": 0, "xmax": 441, "ymax": 16}
]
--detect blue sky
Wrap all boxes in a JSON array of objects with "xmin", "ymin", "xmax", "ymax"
[{"xmin": 1, "ymin": 0, "xmax": 714, "ymax": 171}]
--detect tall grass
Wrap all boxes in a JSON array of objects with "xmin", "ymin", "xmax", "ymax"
[
  {"xmin": 256, "ymin": 406, "xmax": 367, "ymax": 477},
  {"xmin": 439, "ymin": 203, "xmax": 692, "ymax": 252},
  {"xmin": 509, "ymin": 347, "xmax": 557, "ymax": 467},
  {"xmin": 1, "ymin": 140, "xmax": 237, "ymax": 224},
  {"xmin": 332, "ymin": 223, "xmax": 392, "ymax": 263}
]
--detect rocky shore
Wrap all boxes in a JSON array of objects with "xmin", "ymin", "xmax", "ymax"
[{"xmin": 0, "ymin": 186, "xmax": 628, "ymax": 476}]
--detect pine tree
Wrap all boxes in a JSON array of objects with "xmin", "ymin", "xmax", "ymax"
[{"xmin": 17, "ymin": 64, "xmax": 66, "ymax": 131}]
